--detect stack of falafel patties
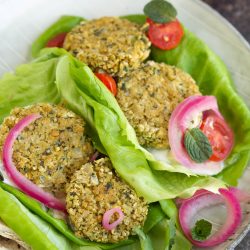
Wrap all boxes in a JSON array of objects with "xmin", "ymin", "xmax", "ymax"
[
  {"xmin": 0, "ymin": 16, "xmax": 200, "ymax": 244},
  {"xmin": 64, "ymin": 16, "xmax": 199, "ymax": 242},
  {"xmin": 64, "ymin": 16, "xmax": 200, "ymax": 150}
]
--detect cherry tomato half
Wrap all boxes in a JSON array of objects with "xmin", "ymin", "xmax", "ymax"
[
  {"xmin": 95, "ymin": 73, "xmax": 117, "ymax": 96},
  {"xmin": 146, "ymin": 18, "xmax": 184, "ymax": 50},
  {"xmin": 46, "ymin": 33, "xmax": 67, "ymax": 48},
  {"xmin": 200, "ymin": 112, "xmax": 234, "ymax": 162}
]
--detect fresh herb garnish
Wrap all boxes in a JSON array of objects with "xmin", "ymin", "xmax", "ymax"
[
  {"xmin": 184, "ymin": 128, "xmax": 213, "ymax": 163},
  {"xmin": 191, "ymin": 219, "xmax": 212, "ymax": 241},
  {"xmin": 143, "ymin": 0, "xmax": 177, "ymax": 24}
]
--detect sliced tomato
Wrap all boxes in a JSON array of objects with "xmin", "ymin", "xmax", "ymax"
[
  {"xmin": 200, "ymin": 112, "xmax": 234, "ymax": 162},
  {"xmin": 146, "ymin": 18, "xmax": 184, "ymax": 50},
  {"xmin": 95, "ymin": 73, "xmax": 117, "ymax": 96},
  {"xmin": 46, "ymin": 33, "xmax": 67, "ymax": 48}
]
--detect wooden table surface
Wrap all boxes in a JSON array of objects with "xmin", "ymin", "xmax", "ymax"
[{"xmin": 202, "ymin": 0, "xmax": 250, "ymax": 249}]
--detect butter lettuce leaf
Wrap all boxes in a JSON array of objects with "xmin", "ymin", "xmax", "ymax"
[
  {"xmin": 114, "ymin": 203, "xmax": 191, "ymax": 250},
  {"xmin": 0, "ymin": 13, "xmax": 248, "ymax": 250},
  {"xmin": 121, "ymin": 14, "xmax": 250, "ymax": 186},
  {"xmin": 0, "ymin": 48, "xmax": 221, "ymax": 249},
  {"xmin": 30, "ymin": 14, "xmax": 250, "ymax": 185},
  {"xmin": 0, "ymin": 186, "xmax": 76, "ymax": 250},
  {"xmin": 0, "ymin": 181, "xmax": 132, "ymax": 249},
  {"xmin": 10, "ymin": 47, "xmax": 222, "ymax": 201},
  {"xmin": 150, "ymin": 27, "xmax": 250, "ymax": 185},
  {"xmin": 54, "ymin": 51, "xmax": 225, "ymax": 201},
  {"xmin": 32, "ymin": 15, "xmax": 84, "ymax": 57},
  {"xmin": 0, "ymin": 56, "xmax": 61, "ymax": 123}
]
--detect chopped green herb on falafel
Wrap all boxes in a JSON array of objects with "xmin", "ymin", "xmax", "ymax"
[
  {"xmin": 0, "ymin": 104, "xmax": 94, "ymax": 198},
  {"xmin": 63, "ymin": 17, "xmax": 151, "ymax": 77},
  {"xmin": 66, "ymin": 157, "xmax": 148, "ymax": 243}
]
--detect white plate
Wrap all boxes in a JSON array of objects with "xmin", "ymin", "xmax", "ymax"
[{"xmin": 0, "ymin": 0, "xmax": 250, "ymax": 249}]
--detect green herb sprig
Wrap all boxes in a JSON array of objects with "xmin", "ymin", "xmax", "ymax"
[
  {"xmin": 191, "ymin": 219, "xmax": 212, "ymax": 241},
  {"xmin": 143, "ymin": 0, "xmax": 177, "ymax": 23},
  {"xmin": 184, "ymin": 128, "xmax": 213, "ymax": 163}
]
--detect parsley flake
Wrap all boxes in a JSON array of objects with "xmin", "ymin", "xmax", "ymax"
[{"xmin": 191, "ymin": 219, "xmax": 212, "ymax": 241}]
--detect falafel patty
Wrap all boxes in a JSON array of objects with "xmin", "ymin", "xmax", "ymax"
[
  {"xmin": 66, "ymin": 157, "xmax": 148, "ymax": 243},
  {"xmin": 63, "ymin": 17, "xmax": 151, "ymax": 77},
  {"xmin": 116, "ymin": 61, "xmax": 200, "ymax": 148},
  {"xmin": 0, "ymin": 104, "xmax": 94, "ymax": 198}
]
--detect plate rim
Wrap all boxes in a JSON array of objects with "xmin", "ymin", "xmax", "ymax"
[{"xmin": 0, "ymin": 0, "xmax": 250, "ymax": 249}]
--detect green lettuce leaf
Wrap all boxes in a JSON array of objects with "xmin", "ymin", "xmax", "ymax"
[
  {"xmin": 143, "ymin": 203, "xmax": 176, "ymax": 250},
  {"xmin": 1, "ymin": 181, "xmax": 188, "ymax": 250},
  {"xmin": 0, "ymin": 56, "xmax": 61, "ymax": 123},
  {"xmin": 146, "ymin": 218, "xmax": 191, "ymax": 250},
  {"xmin": 0, "ymin": 48, "xmax": 222, "ymax": 202},
  {"xmin": 142, "ymin": 202, "xmax": 191, "ymax": 250},
  {"xmin": 147, "ymin": 219, "xmax": 173, "ymax": 250},
  {"xmin": 114, "ymin": 203, "xmax": 190, "ymax": 250},
  {"xmin": 134, "ymin": 228, "xmax": 153, "ymax": 250},
  {"xmin": 172, "ymin": 230, "xmax": 192, "ymax": 250},
  {"xmin": 150, "ymin": 28, "xmax": 250, "ymax": 185},
  {"xmin": 0, "ymin": 186, "xmax": 76, "ymax": 250},
  {"xmin": 0, "ymin": 182, "xmax": 133, "ymax": 249},
  {"xmin": 1, "ymin": 13, "xmax": 248, "ymax": 250},
  {"xmin": 32, "ymin": 15, "xmax": 84, "ymax": 57},
  {"xmin": 30, "ymin": 14, "xmax": 250, "ymax": 185},
  {"xmin": 121, "ymin": 15, "xmax": 147, "ymax": 25},
  {"xmin": 55, "ymin": 51, "xmax": 225, "ymax": 201},
  {"xmin": 143, "ymin": 203, "xmax": 165, "ymax": 233},
  {"xmin": 159, "ymin": 199, "xmax": 180, "ymax": 229},
  {"xmin": 122, "ymin": 14, "xmax": 250, "ymax": 185},
  {"xmin": 1, "ymin": 47, "xmax": 213, "ymax": 249}
]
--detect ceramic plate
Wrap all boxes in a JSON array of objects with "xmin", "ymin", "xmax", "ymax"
[{"xmin": 0, "ymin": 0, "xmax": 250, "ymax": 249}]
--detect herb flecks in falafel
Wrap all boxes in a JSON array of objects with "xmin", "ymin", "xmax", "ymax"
[
  {"xmin": 63, "ymin": 17, "xmax": 151, "ymax": 77},
  {"xmin": 0, "ymin": 104, "xmax": 94, "ymax": 198},
  {"xmin": 66, "ymin": 157, "xmax": 148, "ymax": 243},
  {"xmin": 116, "ymin": 61, "xmax": 200, "ymax": 148}
]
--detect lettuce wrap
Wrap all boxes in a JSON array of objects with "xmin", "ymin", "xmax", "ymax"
[
  {"xmin": 0, "ymin": 14, "xmax": 249, "ymax": 250},
  {"xmin": 31, "ymin": 15, "xmax": 250, "ymax": 185}
]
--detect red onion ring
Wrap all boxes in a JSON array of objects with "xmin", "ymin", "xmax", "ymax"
[
  {"xmin": 229, "ymin": 187, "xmax": 250, "ymax": 203},
  {"xmin": 2, "ymin": 114, "xmax": 66, "ymax": 212},
  {"xmin": 179, "ymin": 188, "xmax": 242, "ymax": 247},
  {"xmin": 89, "ymin": 151, "xmax": 100, "ymax": 162},
  {"xmin": 102, "ymin": 207, "xmax": 125, "ymax": 231},
  {"xmin": 175, "ymin": 189, "xmax": 211, "ymax": 206},
  {"xmin": 168, "ymin": 95, "xmax": 224, "ymax": 175}
]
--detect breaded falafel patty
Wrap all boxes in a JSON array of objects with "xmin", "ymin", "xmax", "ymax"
[
  {"xmin": 63, "ymin": 17, "xmax": 151, "ymax": 77},
  {"xmin": 0, "ymin": 104, "xmax": 94, "ymax": 198},
  {"xmin": 116, "ymin": 61, "xmax": 200, "ymax": 148},
  {"xmin": 66, "ymin": 157, "xmax": 148, "ymax": 243}
]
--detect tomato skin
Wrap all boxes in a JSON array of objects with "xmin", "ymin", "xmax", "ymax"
[
  {"xmin": 200, "ymin": 112, "xmax": 234, "ymax": 162},
  {"xmin": 95, "ymin": 73, "xmax": 117, "ymax": 96},
  {"xmin": 46, "ymin": 33, "xmax": 67, "ymax": 48},
  {"xmin": 146, "ymin": 18, "xmax": 184, "ymax": 50}
]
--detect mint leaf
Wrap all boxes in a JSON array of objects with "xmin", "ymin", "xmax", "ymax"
[
  {"xmin": 143, "ymin": 0, "xmax": 177, "ymax": 24},
  {"xmin": 191, "ymin": 219, "xmax": 212, "ymax": 241},
  {"xmin": 184, "ymin": 128, "xmax": 212, "ymax": 163}
]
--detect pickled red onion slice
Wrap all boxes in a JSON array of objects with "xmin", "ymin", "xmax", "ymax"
[
  {"xmin": 168, "ymin": 95, "xmax": 224, "ymax": 175},
  {"xmin": 179, "ymin": 188, "xmax": 242, "ymax": 247},
  {"xmin": 2, "ymin": 114, "xmax": 66, "ymax": 212},
  {"xmin": 102, "ymin": 207, "xmax": 124, "ymax": 231},
  {"xmin": 89, "ymin": 151, "xmax": 100, "ymax": 162}
]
